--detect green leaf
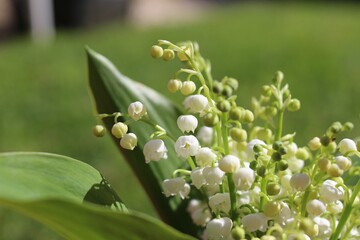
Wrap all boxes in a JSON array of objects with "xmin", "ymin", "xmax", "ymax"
[
  {"xmin": 0, "ymin": 152, "xmax": 126, "ymax": 210},
  {"xmin": 87, "ymin": 48, "xmax": 197, "ymax": 234},
  {"xmin": 0, "ymin": 199, "xmax": 196, "ymax": 240}
]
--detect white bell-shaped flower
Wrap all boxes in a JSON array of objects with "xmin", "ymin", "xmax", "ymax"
[
  {"xmin": 335, "ymin": 156, "xmax": 352, "ymax": 171},
  {"xmin": 219, "ymin": 155, "xmax": 240, "ymax": 173},
  {"xmin": 187, "ymin": 199, "xmax": 203, "ymax": 214},
  {"xmin": 206, "ymin": 217, "xmax": 233, "ymax": 240},
  {"xmin": 208, "ymin": 193, "xmax": 230, "ymax": 214},
  {"xmin": 274, "ymin": 202, "xmax": 294, "ymax": 227},
  {"xmin": 287, "ymin": 234, "xmax": 310, "ymax": 240},
  {"xmin": 319, "ymin": 179, "xmax": 344, "ymax": 203},
  {"xmin": 233, "ymin": 167, "xmax": 255, "ymax": 190},
  {"xmin": 120, "ymin": 133, "xmax": 137, "ymax": 150},
  {"xmin": 175, "ymin": 135, "xmax": 200, "ymax": 158},
  {"xmin": 203, "ymin": 166, "xmax": 225, "ymax": 186},
  {"xmin": 143, "ymin": 139, "xmax": 168, "ymax": 163},
  {"xmin": 288, "ymin": 157, "xmax": 305, "ymax": 172},
  {"xmin": 111, "ymin": 122, "xmax": 128, "ymax": 139},
  {"xmin": 306, "ymin": 199, "xmax": 326, "ymax": 216},
  {"xmin": 196, "ymin": 126, "xmax": 213, "ymax": 145},
  {"xmin": 242, "ymin": 213, "xmax": 268, "ymax": 232},
  {"xmin": 327, "ymin": 200, "xmax": 343, "ymax": 214},
  {"xmin": 179, "ymin": 183, "xmax": 190, "ymax": 199},
  {"xmin": 285, "ymin": 142, "xmax": 298, "ymax": 158},
  {"xmin": 191, "ymin": 208, "xmax": 211, "ymax": 227},
  {"xmin": 162, "ymin": 178, "xmax": 186, "ymax": 197},
  {"xmin": 191, "ymin": 168, "xmax": 206, "ymax": 189},
  {"xmin": 195, "ymin": 147, "xmax": 217, "ymax": 167},
  {"xmin": 338, "ymin": 138, "xmax": 357, "ymax": 155},
  {"xmin": 183, "ymin": 94, "xmax": 209, "ymax": 114},
  {"xmin": 128, "ymin": 101, "xmax": 146, "ymax": 121},
  {"xmin": 177, "ymin": 115, "xmax": 198, "ymax": 133},
  {"xmin": 313, "ymin": 217, "xmax": 331, "ymax": 238},
  {"xmin": 290, "ymin": 173, "xmax": 310, "ymax": 191}
]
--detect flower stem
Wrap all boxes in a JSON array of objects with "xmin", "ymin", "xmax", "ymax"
[
  {"xmin": 227, "ymin": 173, "xmax": 237, "ymax": 219},
  {"xmin": 275, "ymin": 110, "xmax": 284, "ymax": 141},
  {"xmin": 330, "ymin": 179, "xmax": 360, "ymax": 240},
  {"xmin": 259, "ymin": 177, "xmax": 267, "ymax": 211}
]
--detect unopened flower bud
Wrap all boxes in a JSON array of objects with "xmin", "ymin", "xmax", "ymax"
[
  {"xmin": 271, "ymin": 152, "xmax": 282, "ymax": 162},
  {"xmin": 266, "ymin": 182, "xmax": 281, "ymax": 196},
  {"xmin": 230, "ymin": 128, "xmax": 247, "ymax": 142},
  {"xmin": 329, "ymin": 122, "xmax": 342, "ymax": 134},
  {"xmin": 111, "ymin": 122, "xmax": 128, "ymax": 139},
  {"xmin": 93, "ymin": 125, "xmax": 106, "ymax": 137},
  {"xmin": 308, "ymin": 137, "xmax": 321, "ymax": 151},
  {"xmin": 232, "ymin": 226, "xmax": 245, "ymax": 240},
  {"xmin": 338, "ymin": 138, "xmax": 357, "ymax": 155},
  {"xmin": 221, "ymin": 85, "xmax": 233, "ymax": 98},
  {"xmin": 256, "ymin": 165, "xmax": 266, "ymax": 177},
  {"xmin": 262, "ymin": 85, "xmax": 272, "ymax": 97},
  {"xmin": 202, "ymin": 112, "xmax": 219, "ymax": 127},
  {"xmin": 219, "ymin": 155, "xmax": 240, "ymax": 173},
  {"xmin": 212, "ymin": 81, "xmax": 223, "ymax": 94},
  {"xmin": 257, "ymin": 128, "xmax": 272, "ymax": 142},
  {"xmin": 306, "ymin": 199, "xmax": 326, "ymax": 216},
  {"xmin": 327, "ymin": 141, "xmax": 337, "ymax": 153},
  {"xmin": 167, "ymin": 79, "xmax": 182, "ymax": 93},
  {"xmin": 300, "ymin": 218, "xmax": 318, "ymax": 237},
  {"xmin": 229, "ymin": 107, "xmax": 244, "ymax": 121},
  {"xmin": 216, "ymin": 99, "xmax": 231, "ymax": 112},
  {"xmin": 264, "ymin": 201, "xmax": 281, "ymax": 217},
  {"xmin": 183, "ymin": 95, "xmax": 208, "ymax": 113},
  {"xmin": 277, "ymin": 160, "xmax": 288, "ymax": 171},
  {"xmin": 273, "ymin": 71, "xmax": 284, "ymax": 85},
  {"xmin": 162, "ymin": 49, "xmax": 175, "ymax": 61},
  {"xmin": 320, "ymin": 135, "xmax": 331, "ymax": 147},
  {"xmin": 177, "ymin": 115, "xmax": 198, "ymax": 133},
  {"xmin": 287, "ymin": 98, "xmax": 301, "ymax": 112},
  {"xmin": 343, "ymin": 122, "xmax": 354, "ymax": 131},
  {"xmin": 290, "ymin": 173, "xmax": 310, "ymax": 191},
  {"xmin": 128, "ymin": 101, "xmax": 146, "ymax": 121},
  {"xmin": 335, "ymin": 156, "xmax": 352, "ymax": 171},
  {"xmin": 120, "ymin": 133, "xmax": 137, "ymax": 150},
  {"xmin": 150, "ymin": 45, "xmax": 163, "ymax": 58},
  {"xmin": 265, "ymin": 106, "xmax": 277, "ymax": 117},
  {"xmin": 222, "ymin": 77, "xmax": 239, "ymax": 91},
  {"xmin": 241, "ymin": 110, "xmax": 254, "ymax": 123},
  {"xmin": 296, "ymin": 148, "xmax": 310, "ymax": 160},
  {"xmin": 318, "ymin": 158, "xmax": 330, "ymax": 172},
  {"xmin": 181, "ymin": 81, "xmax": 196, "ymax": 95},
  {"xmin": 143, "ymin": 139, "xmax": 167, "ymax": 163},
  {"xmin": 177, "ymin": 46, "xmax": 193, "ymax": 61},
  {"xmin": 327, "ymin": 163, "xmax": 343, "ymax": 177}
]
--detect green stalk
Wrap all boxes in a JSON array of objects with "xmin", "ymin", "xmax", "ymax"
[
  {"xmin": 227, "ymin": 173, "xmax": 237, "ymax": 218},
  {"xmin": 275, "ymin": 110, "xmax": 284, "ymax": 141},
  {"xmin": 221, "ymin": 113, "xmax": 230, "ymax": 154},
  {"xmin": 330, "ymin": 179, "xmax": 360, "ymax": 240},
  {"xmin": 259, "ymin": 177, "xmax": 267, "ymax": 211},
  {"xmin": 300, "ymin": 189, "xmax": 310, "ymax": 217}
]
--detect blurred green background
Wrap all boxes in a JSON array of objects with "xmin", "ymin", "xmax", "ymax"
[{"xmin": 1, "ymin": 2, "xmax": 360, "ymax": 239}]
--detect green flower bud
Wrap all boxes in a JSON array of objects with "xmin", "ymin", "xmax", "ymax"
[
  {"xmin": 272, "ymin": 141, "xmax": 282, "ymax": 151},
  {"xmin": 300, "ymin": 218, "xmax": 319, "ymax": 237},
  {"xmin": 317, "ymin": 158, "xmax": 330, "ymax": 172},
  {"xmin": 329, "ymin": 121, "xmax": 342, "ymax": 134},
  {"xmin": 93, "ymin": 125, "xmax": 106, "ymax": 137},
  {"xmin": 295, "ymin": 148, "xmax": 310, "ymax": 160},
  {"xmin": 203, "ymin": 112, "xmax": 219, "ymax": 127},
  {"xmin": 308, "ymin": 137, "xmax": 321, "ymax": 151},
  {"xmin": 216, "ymin": 99, "xmax": 231, "ymax": 112},
  {"xmin": 162, "ymin": 49, "xmax": 175, "ymax": 61},
  {"xmin": 257, "ymin": 128, "xmax": 272, "ymax": 142},
  {"xmin": 283, "ymin": 88, "xmax": 291, "ymax": 99},
  {"xmin": 267, "ymin": 182, "xmax": 281, "ymax": 196},
  {"xmin": 278, "ymin": 146, "xmax": 287, "ymax": 155},
  {"xmin": 150, "ymin": 45, "xmax": 163, "ymax": 59},
  {"xmin": 177, "ymin": 46, "xmax": 192, "ymax": 61},
  {"xmin": 111, "ymin": 122, "xmax": 128, "ymax": 139},
  {"xmin": 271, "ymin": 152, "xmax": 282, "ymax": 161},
  {"xmin": 221, "ymin": 85, "xmax": 233, "ymax": 98},
  {"xmin": 326, "ymin": 141, "xmax": 337, "ymax": 153},
  {"xmin": 241, "ymin": 110, "xmax": 254, "ymax": 124},
  {"xmin": 263, "ymin": 201, "xmax": 281, "ymax": 217},
  {"xmin": 230, "ymin": 128, "xmax": 247, "ymax": 142},
  {"xmin": 320, "ymin": 135, "xmax": 331, "ymax": 147},
  {"xmin": 253, "ymin": 144, "xmax": 262, "ymax": 153},
  {"xmin": 232, "ymin": 226, "xmax": 245, "ymax": 240},
  {"xmin": 257, "ymin": 165, "xmax": 266, "ymax": 177},
  {"xmin": 287, "ymin": 98, "xmax": 301, "ymax": 112},
  {"xmin": 167, "ymin": 79, "xmax": 182, "ymax": 93},
  {"xmin": 229, "ymin": 107, "xmax": 244, "ymax": 121},
  {"xmin": 212, "ymin": 81, "xmax": 223, "ymax": 94},
  {"xmin": 222, "ymin": 77, "xmax": 238, "ymax": 90},
  {"xmin": 278, "ymin": 160, "xmax": 288, "ymax": 171},
  {"xmin": 343, "ymin": 122, "xmax": 354, "ymax": 131},
  {"xmin": 180, "ymin": 81, "xmax": 196, "ymax": 95},
  {"xmin": 273, "ymin": 71, "xmax": 284, "ymax": 85},
  {"xmin": 264, "ymin": 106, "xmax": 277, "ymax": 117},
  {"xmin": 327, "ymin": 163, "xmax": 343, "ymax": 177},
  {"xmin": 249, "ymin": 160, "xmax": 257, "ymax": 170},
  {"xmin": 261, "ymin": 85, "xmax": 272, "ymax": 97}
]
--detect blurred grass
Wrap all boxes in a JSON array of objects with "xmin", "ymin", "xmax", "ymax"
[{"xmin": 0, "ymin": 2, "xmax": 360, "ymax": 239}]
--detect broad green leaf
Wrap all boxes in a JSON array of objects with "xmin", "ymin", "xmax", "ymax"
[
  {"xmin": 0, "ymin": 152, "xmax": 126, "ymax": 211},
  {"xmin": 87, "ymin": 48, "xmax": 197, "ymax": 234},
  {"xmin": 0, "ymin": 199, "xmax": 196, "ymax": 240}
]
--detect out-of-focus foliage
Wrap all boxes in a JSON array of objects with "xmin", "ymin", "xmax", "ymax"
[{"xmin": 0, "ymin": 2, "xmax": 359, "ymax": 239}]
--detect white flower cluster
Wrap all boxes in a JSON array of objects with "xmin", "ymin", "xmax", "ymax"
[{"xmin": 95, "ymin": 40, "xmax": 360, "ymax": 240}]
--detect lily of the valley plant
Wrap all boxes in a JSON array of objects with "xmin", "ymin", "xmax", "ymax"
[
  {"xmin": 91, "ymin": 40, "xmax": 360, "ymax": 240},
  {"xmin": 0, "ymin": 40, "xmax": 359, "ymax": 240}
]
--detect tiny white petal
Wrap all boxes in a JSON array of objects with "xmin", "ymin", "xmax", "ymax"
[
  {"xmin": 175, "ymin": 135, "xmax": 200, "ymax": 158},
  {"xmin": 128, "ymin": 101, "xmax": 146, "ymax": 121},
  {"xmin": 177, "ymin": 115, "xmax": 198, "ymax": 133},
  {"xmin": 143, "ymin": 139, "xmax": 167, "ymax": 163}
]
